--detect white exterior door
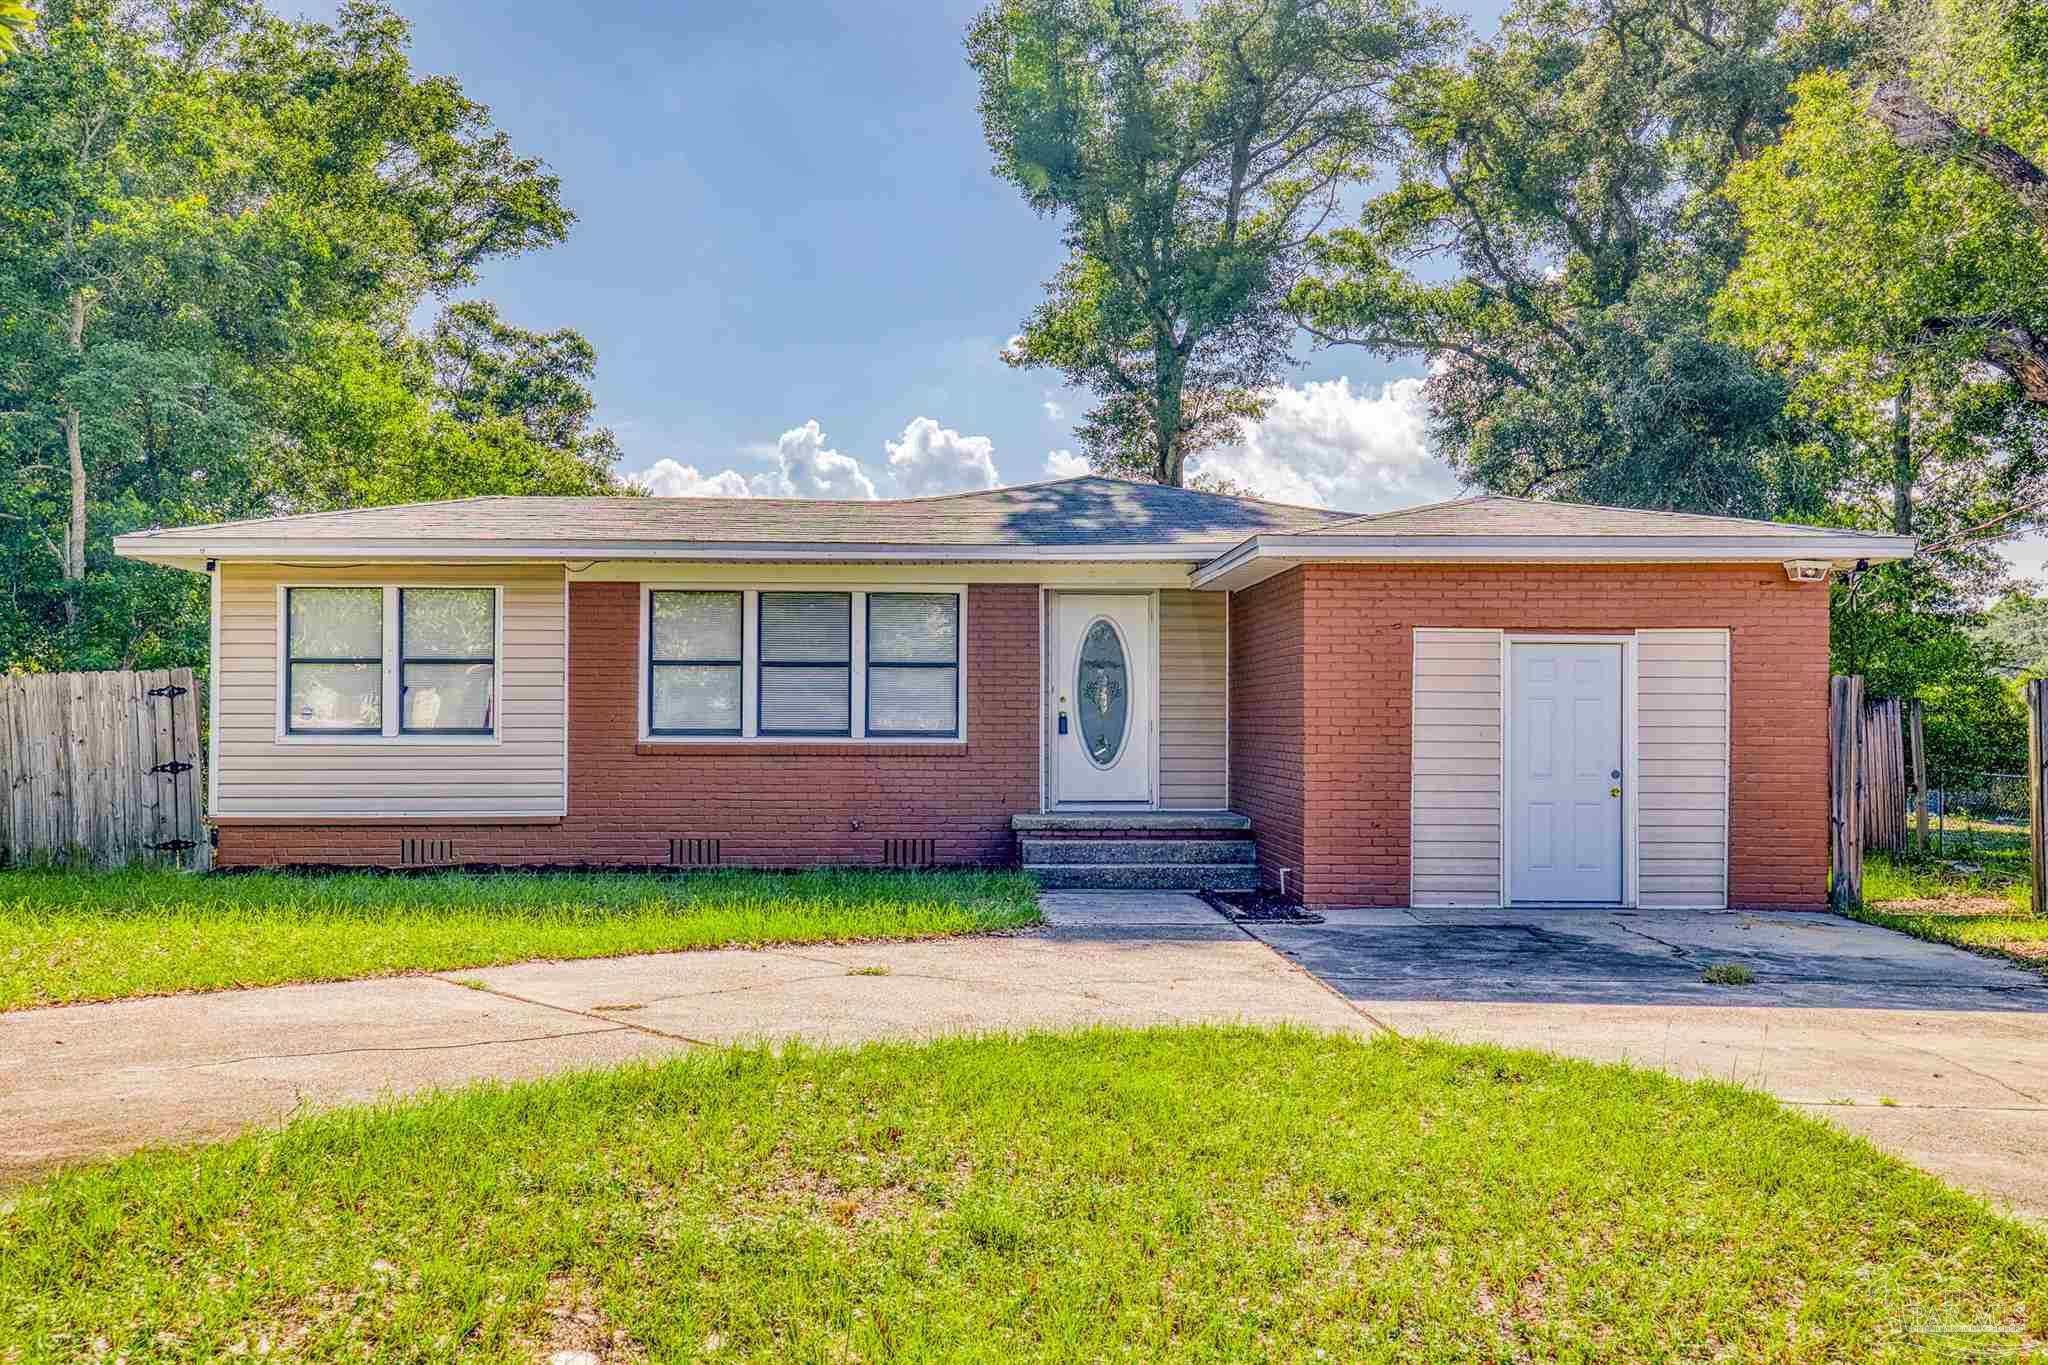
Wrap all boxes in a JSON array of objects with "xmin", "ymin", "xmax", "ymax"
[
  {"xmin": 1050, "ymin": 594, "xmax": 1152, "ymax": 805},
  {"xmin": 1508, "ymin": 642, "xmax": 1625, "ymax": 903}
]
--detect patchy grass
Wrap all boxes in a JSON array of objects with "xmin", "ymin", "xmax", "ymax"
[
  {"xmin": 0, "ymin": 868, "xmax": 1040, "ymax": 1011},
  {"xmin": 1, "ymin": 1027, "xmax": 2043, "ymax": 1362},
  {"xmin": 1700, "ymin": 962, "xmax": 1757, "ymax": 986},
  {"xmin": 1856, "ymin": 848, "xmax": 2046, "ymax": 977}
]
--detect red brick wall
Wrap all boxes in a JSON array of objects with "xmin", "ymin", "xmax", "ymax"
[
  {"xmin": 217, "ymin": 583, "xmax": 1042, "ymax": 868},
  {"xmin": 1227, "ymin": 572, "xmax": 1308, "ymax": 889},
  {"xmin": 1229, "ymin": 563, "xmax": 1832, "ymax": 910}
]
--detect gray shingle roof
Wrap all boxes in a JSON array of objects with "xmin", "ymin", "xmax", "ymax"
[
  {"xmin": 116, "ymin": 476, "xmax": 1351, "ymax": 551},
  {"xmin": 1300, "ymin": 495, "xmax": 1843, "ymax": 539}
]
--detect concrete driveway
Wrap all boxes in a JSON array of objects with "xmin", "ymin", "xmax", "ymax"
[
  {"xmin": 1243, "ymin": 905, "xmax": 2048, "ymax": 1223},
  {"xmin": 4, "ymin": 895, "xmax": 2045, "ymax": 1225},
  {"xmin": 0, "ymin": 894, "xmax": 1359, "ymax": 1183}
]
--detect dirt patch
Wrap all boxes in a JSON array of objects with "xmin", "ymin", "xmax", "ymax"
[
  {"xmin": 521, "ymin": 1273, "xmax": 644, "ymax": 1364},
  {"xmin": 1872, "ymin": 897, "xmax": 2018, "ymax": 918},
  {"xmin": 2003, "ymin": 941, "xmax": 2048, "ymax": 961},
  {"xmin": 1200, "ymin": 889, "xmax": 1324, "ymax": 924}
]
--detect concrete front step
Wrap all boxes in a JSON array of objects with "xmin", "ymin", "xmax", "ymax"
[
  {"xmin": 1025, "ymin": 862, "xmax": 1261, "ymax": 892},
  {"xmin": 1011, "ymin": 811, "xmax": 1251, "ymax": 834},
  {"xmin": 1019, "ymin": 838, "xmax": 1256, "ymax": 866}
]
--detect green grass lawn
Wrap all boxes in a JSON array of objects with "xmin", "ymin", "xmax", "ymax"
[
  {"xmin": 0, "ymin": 868, "xmax": 1040, "ymax": 1011},
  {"xmin": 1855, "ymin": 831, "xmax": 2048, "ymax": 976},
  {"xmin": 0, "ymin": 1027, "xmax": 2040, "ymax": 1362}
]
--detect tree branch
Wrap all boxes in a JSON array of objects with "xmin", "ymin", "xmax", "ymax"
[{"xmin": 1870, "ymin": 80, "xmax": 2048, "ymax": 233}]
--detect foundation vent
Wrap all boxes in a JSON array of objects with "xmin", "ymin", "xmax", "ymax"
[
  {"xmin": 670, "ymin": 837, "xmax": 722, "ymax": 867},
  {"xmin": 401, "ymin": 837, "xmax": 455, "ymax": 866},
  {"xmin": 883, "ymin": 837, "xmax": 937, "ymax": 869}
]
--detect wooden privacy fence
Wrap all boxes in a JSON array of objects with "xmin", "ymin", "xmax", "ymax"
[
  {"xmin": 1859, "ymin": 696, "xmax": 1908, "ymax": 854},
  {"xmin": 0, "ymin": 668, "xmax": 209, "ymax": 870}
]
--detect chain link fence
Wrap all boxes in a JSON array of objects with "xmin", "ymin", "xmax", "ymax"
[{"xmin": 1916, "ymin": 768, "xmax": 2030, "ymax": 854}]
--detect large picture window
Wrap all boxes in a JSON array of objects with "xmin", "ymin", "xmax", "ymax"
[
  {"xmin": 286, "ymin": 587, "xmax": 384, "ymax": 734},
  {"xmin": 759, "ymin": 592, "xmax": 852, "ymax": 735},
  {"xmin": 649, "ymin": 591, "xmax": 743, "ymax": 735},
  {"xmin": 400, "ymin": 588, "xmax": 497, "ymax": 735},
  {"xmin": 866, "ymin": 593, "xmax": 959, "ymax": 737},
  {"xmin": 643, "ymin": 588, "xmax": 963, "ymax": 742}
]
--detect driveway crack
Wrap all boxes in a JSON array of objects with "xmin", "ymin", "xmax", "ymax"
[
  {"xmin": 1609, "ymin": 920, "xmax": 1696, "ymax": 959},
  {"xmin": 428, "ymin": 976, "xmax": 713, "ymax": 1047},
  {"xmin": 194, "ymin": 1025, "xmax": 631, "ymax": 1068}
]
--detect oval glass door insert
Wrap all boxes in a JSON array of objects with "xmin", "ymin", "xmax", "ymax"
[{"xmin": 1076, "ymin": 618, "xmax": 1130, "ymax": 767}]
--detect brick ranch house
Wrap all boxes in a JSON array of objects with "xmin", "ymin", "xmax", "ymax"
[{"xmin": 114, "ymin": 476, "xmax": 1912, "ymax": 909}]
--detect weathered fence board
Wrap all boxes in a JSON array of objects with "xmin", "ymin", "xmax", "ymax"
[
  {"xmin": 1829, "ymin": 675, "xmax": 1865, "ymax": 910},
  {"xmin": 1859, "ymin": 697, "xmax": 1907, "ymax": 854},
  {"xmin": 2029, "ymin": 679, "xmax": 2047, "ymax": 920},
  {"xmin": 0, "ymin": 668, "xmax": 209, "ymax": 871}
]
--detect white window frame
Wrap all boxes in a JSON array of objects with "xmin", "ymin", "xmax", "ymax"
[
  {"xmin": 638, "ymin": 583, "xmax": 969, "ymax": 744},
  {"xmin": 274, "ymin": 583, "xmax": 504, "ymax": 745}
]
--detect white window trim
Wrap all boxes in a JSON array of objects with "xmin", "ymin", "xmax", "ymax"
[
  {"xmin": 274, "ymin": 583, "xmax": 505, "ymax": 746},
  {"xmin": 638, "ymin": 583, "xmax": 969, "ymax": 744}
]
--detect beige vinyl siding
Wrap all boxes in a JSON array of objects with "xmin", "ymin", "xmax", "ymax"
[
  {"xmin": 1411, "ymin": 628, "xmax": 1504, "ymax": 906},
  {"xmin": 1158, "ymin": 590, "xmax": 1228, "ymax": 809},
  {"xmin": 214, "ymin": 563, "xmax": 567, "ymax": 819},
  {"xmin": 1635, "ymin": 629, "xmax": 1729, "ymax": 908}
]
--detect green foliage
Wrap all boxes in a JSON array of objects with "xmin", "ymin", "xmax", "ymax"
[
  {"xmin": 1719, "ymin": 52, "xmax": 2048, "ymax": 547},
  {"xmin": 1293, "ymin": 0, "xmax": 1865, "ymax": 514},
  {"xmin": 968, "ymin": 0, "xmax": 1453, "ymax": 484},
  {"xmin": 1833, "ymin": 564, "xmax": 2029, "ymax": 774},
  {"xmin": 1974, "ymin": 590, "xmax": 2048, "ymax": 676},
  {"xmin": 0, "ymin": 0, "xmax": 624, "ymax": 673},
  {"xmin": 0, "ymin": 1, "xmax": 32, "ymax": 60}
]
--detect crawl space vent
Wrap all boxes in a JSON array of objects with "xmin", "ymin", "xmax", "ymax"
[
  {"xmin": 883, "ymin": 837, "xmax": 937, "ymax": 869},
  {"xmin": 671, "ymin": 837, "xmax": 722, "ymax": 867},
  {"xmin": 401, "ymin": 838, "xmax": 455, "ymax": 867}
]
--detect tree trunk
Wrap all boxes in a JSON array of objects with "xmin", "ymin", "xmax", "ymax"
[
  {"xmin": 61, "ymin": 288, "xmax": 87, "ymax": 627},
  {"xmin": 1892, "ymin": 378, "xmax": 1913, "ymax": 536},
  {"xmin": 1153, "ymin": 350, "xmax": 1186, "ymax": 487}
]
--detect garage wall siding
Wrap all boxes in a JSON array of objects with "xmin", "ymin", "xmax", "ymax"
[
  {"xmin": 1409, "ymin": 629, "xmax": 1503, "ymax": 906},
  {"xmin": 1636, "ymin": 629, "xmax": 1731, "ymax": 908},
  {"xmin": 213, "ymin": 563, "xmax": 568, "ymax": 820},
  {"xmin": 1158, "ymin": 589, "xmax": 1228, "ymax": 809}
]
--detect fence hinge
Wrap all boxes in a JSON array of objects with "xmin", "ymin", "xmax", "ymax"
[
  {"xmin": 149, "ymin": 839, "xmax": 197, "ymax": 853},
  {"xmin": 150, "ymin": 760, "xmax": 194, "ymax": 776},
  {"xmin": 146, "ymin": 684, "xmax": 189, "ymax": 699}
]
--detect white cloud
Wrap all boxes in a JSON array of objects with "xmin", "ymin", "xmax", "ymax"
[
  {"xmin": 750, "ymin": 420, "xmax": 878, "ymax": 500},
  {"xmin": 630, "ymin": 459, "xmax": 754, "ymax": 498},
  {"xmin": 1189, "ymin": 377, "xmax": 1462, "ymax": 511},
  {"xmin": 883, "ymin": 417, "xmax": 1001, "ymax": 496},
  {"xmin": 1043, "ymin": 449, "xmax": 1090, "ymax": 479},
  {"xmin": 1042, "ymin": 394, "xmax": 1065, "ymax": 422}
]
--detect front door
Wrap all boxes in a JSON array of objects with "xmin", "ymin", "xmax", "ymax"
[
  {"xmin": 1508, "ymin": 641, "xmax": 1625, "ymax": 903},
  {"xmin": 1050, "ymin": 594, "xmax": 1152, "ymax": 805}
]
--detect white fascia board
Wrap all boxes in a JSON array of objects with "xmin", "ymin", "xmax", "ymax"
[
  {"xmin": 1190, "ymin": 531, "xmax": 1917, "ymax": 589},
  {"xmin": 110, "ymin": 536, "xmax": 1226, "ymax": 565}
]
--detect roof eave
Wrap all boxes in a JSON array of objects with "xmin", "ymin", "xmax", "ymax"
[
  {"xmin": 109, "ymin": 535, "xmax": 1234, "ymax": 566},
  {"xmin": 1190, "ymin": 532, "xmax": 1917, "ymax": 591}
]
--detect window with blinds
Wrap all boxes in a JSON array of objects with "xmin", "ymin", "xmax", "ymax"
[
  {"xmin": 649, "ymin": 591, "xmax": 743, "ymax": 734},
  {"xmin": 641, "ymin": 588, "xmax": 965, "ymax": 742},
  {"xmin": 867, "ymin": 593, "xmax": 959, "ymax": 736},
  {"xmin": 759, "ymin": 592, "xmax": 853, "ymax": 735}
]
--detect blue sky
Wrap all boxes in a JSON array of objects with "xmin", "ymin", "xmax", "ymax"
[{"xmin": 292, "ymin": 0, "xmax": 2047, "ymax": 574}]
